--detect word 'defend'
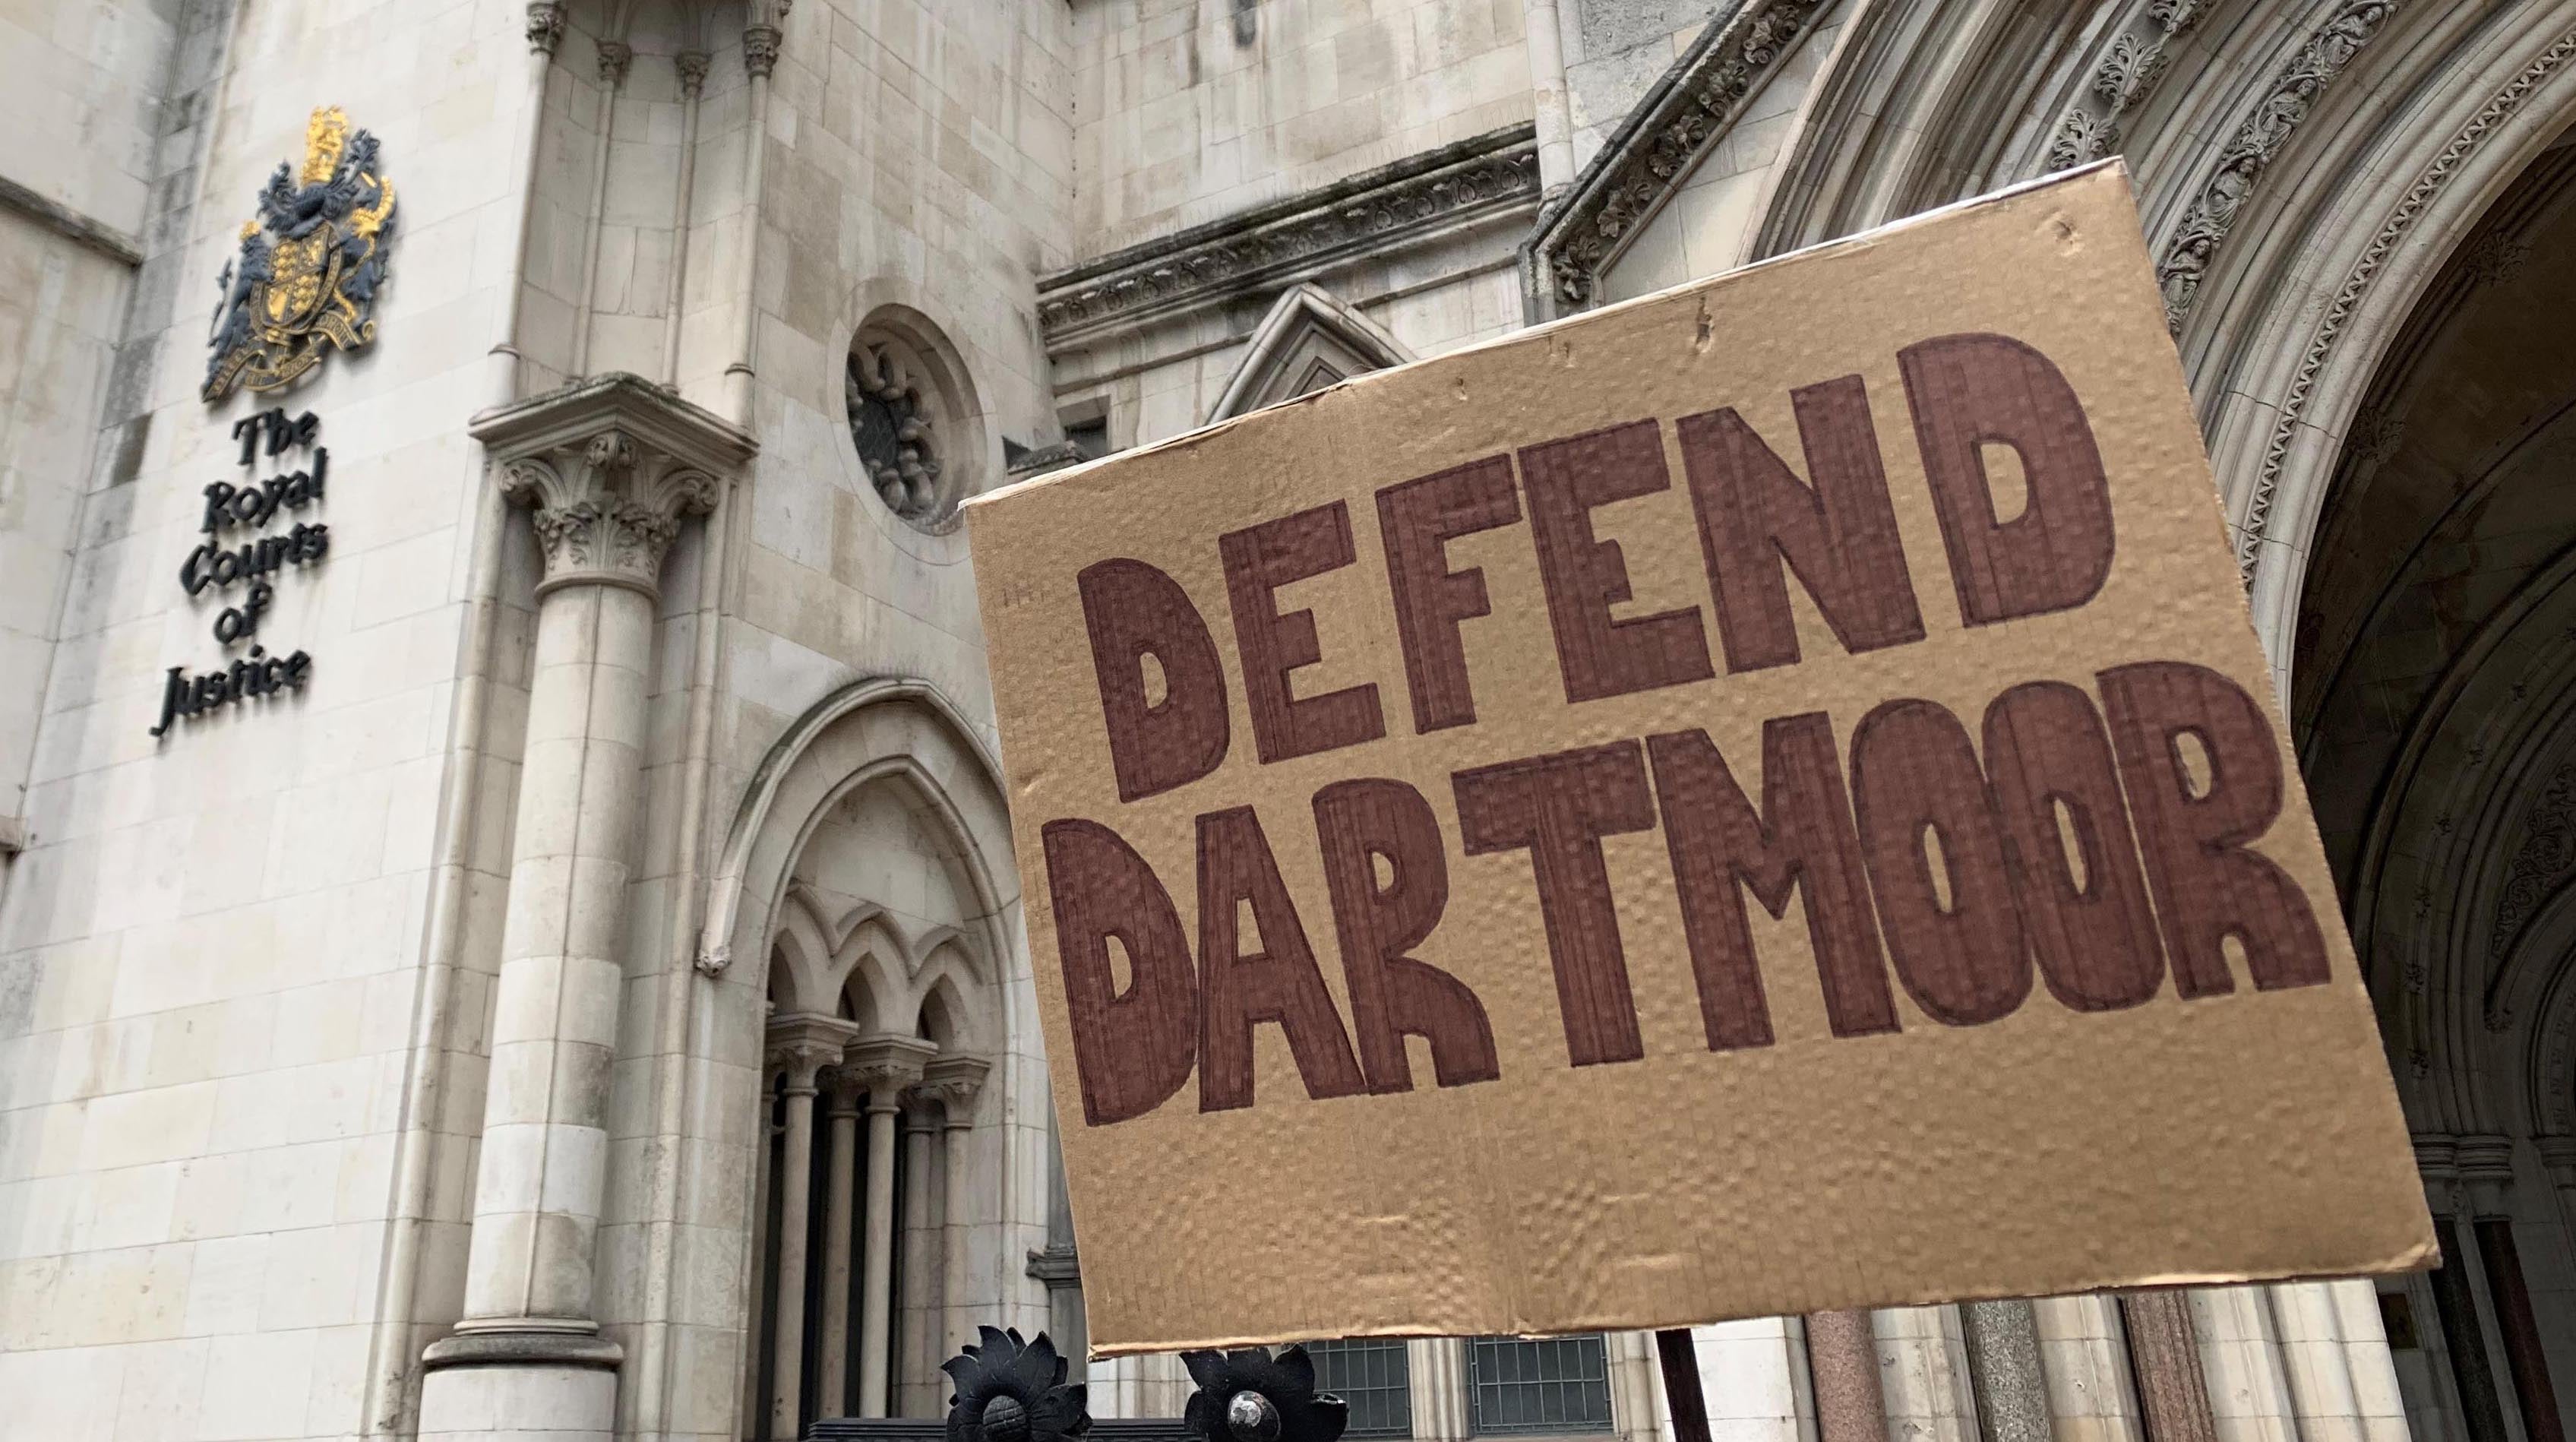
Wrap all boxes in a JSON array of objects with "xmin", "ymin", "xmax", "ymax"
[{"xmin": 1038, "ymin": 330, "xmax": 2329, "ymax": 1128}]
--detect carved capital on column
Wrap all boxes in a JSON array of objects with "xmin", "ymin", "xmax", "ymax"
[
  {"xmin": 924, "ymin": 1054, "xmax": 990, "ymax": 1126},
  {"xmin": 2457, "ymin": 1133, "xmax": 2518, "ymax": 1218},
  {"xmin": 744, "ymin": 25, "xmax": 782, "ymax": 77},
  {"xmin": 843, "ymin": 1034, "xmax": 937, "ymax": 1112},
  {"xmin": 767, "ymin": 1012, "xmax": 859, "ymax": 1091},
  {"xmin": 2416, "ymin": 1132, "xmax": 2461, "ymax": 1214},
  {"xmin": 676, "ymin": 50, "xmax": 711, "ymax": 96},
  {"xmin": 526, "ymin": 2, "xmax": 566, "ymax": 55},
  {"xmin": 902, "ymin": 1093, "xmax": 944, "ymax": 1134},
  {"xmin": 597, "ymin": 40, "xmax": 633, "ymax": 87},
  {"xmin": 822, "ymin": 1067, "xmax": 871, "ymax": 1118},
  {"xmin": 1026, "ymin": 1241, "xmax": 1081, "ymax": 1289},
  {"xmin": 2536, "ymin": 1134, "xmax": 2576, "ymax": 1191},
  {"xmin": 472, "ymin": 372, "xmax": 756, "ymax": 600}
]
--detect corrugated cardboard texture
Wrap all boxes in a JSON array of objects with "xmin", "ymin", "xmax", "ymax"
[{"xmin": 965, "ymin": 163, "xmax": 2435, "ymax": 1356}]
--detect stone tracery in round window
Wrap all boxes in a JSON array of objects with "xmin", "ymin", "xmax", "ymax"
[{"xmin": 847, "ymin": 337, "xmax": 947, "ymax": 525}]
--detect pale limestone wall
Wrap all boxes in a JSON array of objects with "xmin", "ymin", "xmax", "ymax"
[
  {"xmin": 1069, "ymin": 0, "xmax": 1535, "ymax": 260},
  {"xmin": 591, "ymin": 5, "xmax": 1077, "ymax": 1434},
  {"xmin": 0, "ymin": 0, "xmax": 175, "ymax": 877},
  {"xmin": 0, "ymin": 2, "xmax": 542, "ymax": 1437},
  {"xmin": 0, "ymin": 0, "xmax": 174, "ymax": 230},
  {"xmin": 1595, "ymin": 0, "xmax": 1849, "ymax": 304},
  {"xmin": 0, "ymin": 223, "xmax": 132, "ymax": 843}
]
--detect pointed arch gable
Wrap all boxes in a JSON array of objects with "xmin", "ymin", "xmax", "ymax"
[
  {"xmin": 1206, "ymin": 283, "xmax": 1417, "ymax": 422},
  {"xmin": 701, "ymin": 676, "xmax": 1018, "ymax": 987}
]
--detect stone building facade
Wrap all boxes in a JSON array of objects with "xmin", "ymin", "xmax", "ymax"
[{"xmin": 0, "ymin": 3, "xmax": 2569, "ymax": 1442}]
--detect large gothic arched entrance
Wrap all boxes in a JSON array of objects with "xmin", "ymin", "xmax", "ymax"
[
  {"xmin": 698, "ymin": 681, "xmax": 1053, "ymax": 1441},
  {"xmin": 2293, "ymin": 126, "xmax": 2576, "ymax": 1442}
]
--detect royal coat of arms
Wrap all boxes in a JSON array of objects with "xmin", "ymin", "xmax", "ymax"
[{"xmin": 203, "ymin": 106, "xmax": 398, "ymax": 403}]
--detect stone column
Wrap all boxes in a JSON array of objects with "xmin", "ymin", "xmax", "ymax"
[
  {"xmin": 2418, "ymin": 1137, "xmax": 2511, "ymax": 1442},
  {"xmin": 2262, "ymin": 1283, "xmax": 2363, "ymax": 1442},
  {"xmin": 848, "ymin": 1036, "xmax": 935, "ymax": 1416},
  {"xmin": 816, "ymin": 1069, "xmax": 866, "ymax": 1419},
  {"xmin": 1408, "ymin": 1339, "xmax": 1471, "ymax": 1442},
  {"xmin": 926, "ymin": 1055, "xmax": 991, "ymax": 1362},
  {"xmin": 900, "ymin": 1098, "xmax": 942, "ymax": 1414},
  {"xmin": 769, "ymin": 1018, "xmax": 855, "ymax": 1439},
  {"xmin": 1878, "ymin": 1307, "xmax": 1980, "ymax": 1442},
  {"xmin": 1808, "ymin": 1311, "xmax": 1885, "ymax": 1442},
  {"xmin": 420, "ymin": 379, "xmax": 751, "ymax": 1442},
  {"xmin": 1963, "ymin": 1301, "xmax": 2055, "ymax": 1442},
  {"xmin": 2119, "ymin": 1292, "xmax": 2217, "ymax": 1442},
  {"xmin": 2460, "ymin": 1136, "xmax": 2565, "ymax": 1442},
  {"xmin": 740, "ymin": 1062, "xmax": 781, "ymax": 1442}
]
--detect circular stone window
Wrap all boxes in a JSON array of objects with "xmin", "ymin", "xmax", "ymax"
[{"xmin": 846, "ymin": 330, "xmax": 959, "ymax": 529}]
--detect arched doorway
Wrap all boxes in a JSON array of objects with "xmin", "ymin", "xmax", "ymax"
[
  {"xmin": 700, "ymin": 681, "xmax": 1049, "ymax": 1440},
  {"xmin": 2293, "ymin": 126, "xmax": 2576, "ymax": 1442}
]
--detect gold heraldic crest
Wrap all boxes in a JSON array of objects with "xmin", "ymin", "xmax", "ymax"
[{"xmin": 204, "ymin": 106, "xmax": 397, "ymax": 403}]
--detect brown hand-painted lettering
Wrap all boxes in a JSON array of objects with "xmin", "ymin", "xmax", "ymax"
[
  {"xmin": 1519, "ymin": 421, "xmax": 1715, "ymax": 704},
  {"xmin": 2100, "ymin": 661, "xmax": 2331, "ymax": 995},
  {"xmin": 1452, "ymin": 742, "xmax": 1658, "ymax": 1065},
  {"xmin": 1077, "ymin": 558, "xmax": 1231, "ymax": 802},
  {"xmin": 1220, "ymin": 501, "xmax": 1388, "ymax": 764},
  {"xmin": 1313, "ymin": 778, "xmax": 1501, "ymax": 1090},
  {"xmin": 1677, "ymin": 377, "xmax": 1924, "ymax": 673},
  {"xmin": 1850, "ymin": 698, "xmax": 2032, "ymax": 1026},
  {"xmin": 1378, "ymin": 457, "xmax": 1522, "ymax": 733},
  {"xmin": 1194, "ymin": 805, "xmax": 1370, "ymax": 1111},
  {"xmin": 1041, "ymin": 818, "xmax": 1200, "ymax": 1124},
  {"xmin": 1899, "ymin": 334, "xmax": 2115, "ymax": 628},
  {"xmin": 1648, "ymin": 716, "xmax": 1897, "ymax": 1046}
]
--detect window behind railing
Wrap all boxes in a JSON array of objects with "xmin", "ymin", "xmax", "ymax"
[
  {"xmin": 1465, "ymin": 1336, "xmax": 1614, "ymax": 1435},
  {"xmin": 1306, "ymin": 1339, "xmax": 1413, "ymax": 1438}
]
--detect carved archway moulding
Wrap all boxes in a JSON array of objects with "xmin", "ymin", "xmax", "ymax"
[
  {"xmin": 2343, "ymin": 547, "xmax": 2576, "ymax": 1134},
  {"xmin": 700, "ymin": 675, "xmax": 1018, "ymax": 989},
  {"xmin": 1568, "ymin": 0, "xmax": 2576, "ymax": 693}
]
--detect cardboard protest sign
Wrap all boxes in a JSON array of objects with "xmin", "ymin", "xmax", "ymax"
[{"xmin": 966, "ymin": 161, "xmax": 2435, "ymax": 1356}]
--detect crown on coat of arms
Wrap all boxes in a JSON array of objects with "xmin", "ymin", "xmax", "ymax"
[{"xmin": 201, "ymin": 106, "xmax": 399, "ymax": 403}]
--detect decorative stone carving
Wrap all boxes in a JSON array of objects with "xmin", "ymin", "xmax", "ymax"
[
  {"xmin": 848, "ymin": 341, "xmax": 944, "ymax": 520},
  {"xmin": 2456, "ymin": 1133, "xmax": 2518, "ymax": 1216},
  {"xmin": 842, "ymin": 1033, "xmax": 938, "ymax": 1105},
  {"xmin": 2346, "ymin": 404, "xmax": 2407, "ymax": 467},
  {"xmin": 597, "ymin": 40, "xmax": 632, "ymax": 87},
  {"xmin": 2094, "ymin": 29, "xmax": 2170, "ymax": 107},
  {"xmin": 2461, "ymin": 229, "xmax": 2534, "ymax": 286},
  {"xmin": 1024, "ymin": 1242, "xmax": 1080, "ymax": 1288},
  {"xmin": 526, "ymin": 2, "xmax": 565, "ymax": 55},
  {"xmin": 2234, "ymin": 25, "xmax": 2576, "ymax": 582},
  {"xmin": 2154, "ymin": 1, "xmax": 2403, "ymax": 332},
  {"xmin": 469, "ymin": 372, "xmax": 756, "ymax": 599},
  {"xmin": 923, "ymin": 1053, "xmax": 991, "ymax": 1121},
  {"xmin": 768, "ymin": 1013, "xmax": 861, "ymax": 1089},
  {"xmin": 677, "ymin": 50, "xmax": 710, "ymax": 97},
  {"xmin": 1529, "ymin": 0, "xmax": 1822, "ymax": 308},
  {"xmin": 2489, "ymin": 760, "xmax": 2576, "ymax": 967},
  {"xmin": 2045, "ymin": 0, "xmax": 2212, "ymax": 171},
  {"xmin": 1037, "ymin": 125, "xmax": 1538, "ymax": 347},
  {"xmin": 744, "ymin": 24, "xmax": 782, "ymax": 79},
  {"xmin": 2046, "ymin": 107, "xmax": 2118, "ymax": 169}
]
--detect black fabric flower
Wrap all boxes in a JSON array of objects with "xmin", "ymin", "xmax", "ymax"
[
  {"xmin": 945, "ymin": 1327, "xmax": 1091, "ymax": 1442},
  {"xmin": 1182, "ymin": 1346, "xmax": 1349, "ymax": 1442}
]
